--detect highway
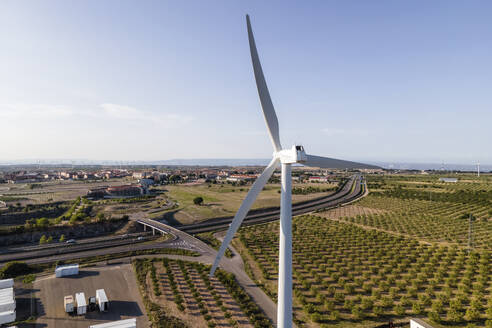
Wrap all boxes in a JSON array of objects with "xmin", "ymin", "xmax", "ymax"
[{"xmin": 0, "ymin": 235, "xmax": 157, "ymax": 263}]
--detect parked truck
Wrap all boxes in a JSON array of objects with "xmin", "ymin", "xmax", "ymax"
[
  {"xmin": 64, "ymin": 295, "xmax": 74, "ymax": 313},
  {"xmin": 75, "ymin": 292, "xmax": 86, "ymax": 315},
  {"xmin": 55, "ymin": 264, "xmax": 79, "ymax": 278},
  {"xmin": 96, "ymin": 289, "xmax": 109, "ymax": 312}
]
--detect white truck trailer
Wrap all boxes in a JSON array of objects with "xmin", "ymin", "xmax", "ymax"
[
  {"xmin": 64, "ymin": 295, "xmax": 74, "ymax": 313},
  {"xmin": 96, "ymin": 289, "xmax": 109, "ymax": 312},
  {"xmin": 75, "ymin": 292, "xmax": 87, "ymax": 315},
  {"xmin": 55, "ymin": 264, "xmax": 79, "ymax": 277},
  {"xmin": 89, "ymin": 318, "xmax": 137, "ymax": 328}
]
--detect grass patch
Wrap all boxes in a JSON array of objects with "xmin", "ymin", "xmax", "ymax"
[{"xmin": 196, "ymin": 232, "xmax": 233, "ymax": 258}]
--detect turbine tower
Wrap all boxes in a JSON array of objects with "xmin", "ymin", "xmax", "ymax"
[
  {"xmin": 210, "ymin": 15, "xmax": 379, "ymax": 328},
  {"xmin": 477, "ymin": 161, "xmax": 480, "ymax": 177}
]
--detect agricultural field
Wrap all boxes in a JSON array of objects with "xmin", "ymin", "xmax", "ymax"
[
  {"xmin": 134, "ymin": 258, "xmax": 271, "ymax": 328},
  {"xmin": 237, "ymin": 215, "xmax": 491, "ymax": 327},
  {"xmin": 339, "ymin": 175, "xmax": 492, "ymax": 250}
]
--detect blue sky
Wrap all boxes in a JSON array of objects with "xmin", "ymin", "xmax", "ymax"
[{"xmin": 1, "ymin": 1, "xmax": 490, "ymax": 164}]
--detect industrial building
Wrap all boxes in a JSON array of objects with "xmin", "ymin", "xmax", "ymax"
[{"xmin": 0, "ymin": 279, "xmax": 15, "ymax": 325}]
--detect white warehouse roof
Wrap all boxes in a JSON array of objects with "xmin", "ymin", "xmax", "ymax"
[
  {"xmin": 0, "ymin": 279, "xmax": 13, "ymax": 289},
  {"xmin": 89, "ymin": 318, "xmax": 137, "ymax": 328},
  {"xmin": 0, "ymin": 287, "xmax": 15, "ymax": 311}
]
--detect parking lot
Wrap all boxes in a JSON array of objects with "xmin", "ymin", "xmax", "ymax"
[{"xmin": 33, "ymin": 263, "xmax": 149, "ymax": 327}]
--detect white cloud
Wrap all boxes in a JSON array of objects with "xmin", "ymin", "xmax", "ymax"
[
  {"xmin": 0, "ymin": 103, "xmax": 74, "ymax": 119},
  {"xmin": 100, "ymin": 103, "xmax": 142, "ymax": 119}
]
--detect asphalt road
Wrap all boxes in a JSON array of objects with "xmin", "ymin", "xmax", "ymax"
[{"xmin": 0, "ymin": 236, "xmax": 157, "ymax": 263}]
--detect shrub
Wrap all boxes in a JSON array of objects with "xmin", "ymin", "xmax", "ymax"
[
  {"xmin": 22, "ymin": 273, "xmax": 36, "ymax": 284},
  {"xmin": 0, "ymin": 261, "xmax": 31, "ymax": 278},
  {"xmin": 39, "ymin": 235, "xmax": 47, "ymax": 244}
]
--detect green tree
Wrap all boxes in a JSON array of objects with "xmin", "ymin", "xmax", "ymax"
[
  {"xmin": 46, "ymin": 236, "xmax": 53, "ymax": 243},
  {"xmin": 36, "ymin": 217, "xmax": 49, "ymax": 227},
  {"xmin": 448, "ymin": 307, "xmax": 464, "ymax": 322},
  {"xmin": 39, "ymin": 235, "xmax": 47, "ymax": 244},
  {"xmin": 373, "ymin": 305, "xmax": 383, "ymax": 317},
  {"xmin": 465, "ymin": 307, "xmax": 481, "ymax": 322},
  {"xmin": 412, "ymin": 301, "xmax": 423, "ymax": 315},
  {"xmin": 428, "ymin": 311, "xmax": 441, "ymax": 323},
  {"xmin": 97, "ymin": 212, "xmax": 105, "ymax": 221},
  {"xmin": 59, "ymin": 234, "xmax": 66, "ymax": 242},
  {"xmin": 193, "ymin": 197, "xmax": 204, "ymax": 206},
  {"xmin": 394, "ymin": 304, "xmax": 405, "ymax": 316},
  {"xmin": 0, "ymin": 261, "xmax": 31, "ymax": 278},
  {"xmin": 351, "ymin": 305, "xmax": 363, "ymax": 320}
]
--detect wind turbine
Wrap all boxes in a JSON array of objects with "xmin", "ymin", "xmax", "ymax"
[
  {"xmin": 477, "ymin": 161, "xmax": 480, "ymax": 177},
  {"xmin": 209, "ymin": 15, "xmax": 380, "ymax": 328}
]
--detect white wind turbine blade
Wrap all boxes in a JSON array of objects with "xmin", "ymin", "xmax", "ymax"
[
  {"xmin": 246, "ymin": 15, "xmax": 282, "ymax": 152},
  {"xmin": 210, "ymin": 157, "xmax": 280, "ymax": 276},
  {"xmin": 304, "ymin": 154, "xmax": 380, "ymax": 170}
]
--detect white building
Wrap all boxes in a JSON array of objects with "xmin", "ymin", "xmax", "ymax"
[
  {"xmin": 89, "ymin": 318, "xmax": 137, "ymax": 328},
  {"xmin": 0, "ymin": 279, "xmax": 15, "ymax": 325},
  {"xmin": 439, "ymin": 177, "xmax": 458, "ymax": 183},
  {"xmin": 410, "ymin": 318, "xmax": 434, "ymax": 328}
]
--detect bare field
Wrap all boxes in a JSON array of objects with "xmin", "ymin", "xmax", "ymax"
[
  {"xmin": 0, "ymin": 180, "xmax": 132, "ymax": 205},
  {"xmin": 160, "ymin": 182, "xmax": 337, "ymax": 225},
  {"xmin": 33, "ymin": 264, "xmax": 149, "ymax": 328}
]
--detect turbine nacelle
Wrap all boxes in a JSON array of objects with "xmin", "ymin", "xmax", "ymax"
[{"xmin": 275, "ymin": 145, "xmax": 307, "ymax": 164}]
